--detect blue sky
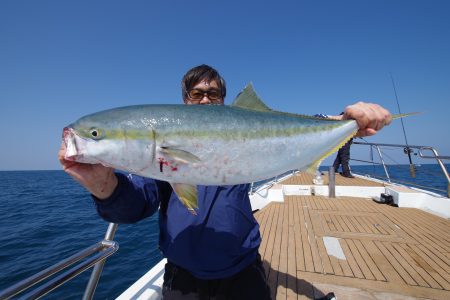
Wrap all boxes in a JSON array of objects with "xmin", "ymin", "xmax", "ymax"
[{"xmin": 1, "ymin": 0, "xmax": 449, "ymax": 170}]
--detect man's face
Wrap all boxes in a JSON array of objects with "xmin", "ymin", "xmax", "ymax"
[{"xmin": 184, "ymin": 80, "xmax": 224, "ymax": 105}]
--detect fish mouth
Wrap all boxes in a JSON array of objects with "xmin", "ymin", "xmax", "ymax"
[{"xmin": 63, "ymin": 127, "xmax": 83, "ymax": 161}]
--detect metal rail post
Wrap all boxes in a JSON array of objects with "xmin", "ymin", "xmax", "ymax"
[
  {"xmin": 329, "ymin": 167, "xmax": 336, "ymax": 198},
  {"xmin": 0, "ymin": 241, "xmax": 118, "ymax": 299},
  {"xmin": 83, "ymin": 223, "xmax": 118, "ymax": 300},
  {"xmin": 418, "ymin": 147, "xmax": 450, "ymax": 197},
  {"xmin": 375, "ymin": 145, "xmax": 391, "ymax": 182}
]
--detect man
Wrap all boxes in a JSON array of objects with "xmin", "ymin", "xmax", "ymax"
[
  {"xmin": 333, "ymin": 139, "xmax": 354, "ymax": 178},
  {"xmin": 58, "ymin": 64, "xmax": 392, "ymax": 299},
  {"xmin": 333, "ymin": 112, "xmax": 354, "ymax": 178}
]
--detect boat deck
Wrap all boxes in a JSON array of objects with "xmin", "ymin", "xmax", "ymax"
[
  {"xmin": 255, "ymin": 174, "xmax": 450, "ymax": 299},
  {"xmin": 282, "ymin": 172, "xmax": 386, "ymax": 186}
]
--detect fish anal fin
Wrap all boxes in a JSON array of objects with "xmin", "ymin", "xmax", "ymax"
[
  {"xmin": 304, "ymin": 129, "xmax": 358, "ymax": 175},
  {"xmin": 171, "ymin": 183, "xmax": 198, "ymax": 215},
  {"xmin": 305, "ymin": 160, "xmax": 322, "ymax": 175}
]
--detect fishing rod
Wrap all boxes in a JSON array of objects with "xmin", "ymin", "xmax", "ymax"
[{"xmin": 390, "ymin": 73, "xmax": 416, "ymax": 178}]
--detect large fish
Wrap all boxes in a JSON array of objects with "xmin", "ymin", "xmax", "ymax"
[{"xmin": 63, "ymin": 85, "xmax": 400, "ymax": 213}]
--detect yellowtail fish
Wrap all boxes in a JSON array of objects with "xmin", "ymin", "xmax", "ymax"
[{"xmin": 63, "ymin": 84, "xmax": 407, "ymax": 214}]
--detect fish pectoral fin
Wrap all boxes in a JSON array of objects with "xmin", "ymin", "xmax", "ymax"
[
  {"xmin": 231, "ymin": 83, "xmax": 272, "ymax": 112},
  {"xmin": 171, "ymin": 183, "xmax": 198, "ymax": 215},
  {"xmin": 160, "ymin": 147, "xmax": 201, "ymax": 164}
]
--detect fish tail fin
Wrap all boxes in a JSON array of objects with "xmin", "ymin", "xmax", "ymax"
[{"xmin": 391, "ymin": 112, "xmax": 420, "ymax": 119}]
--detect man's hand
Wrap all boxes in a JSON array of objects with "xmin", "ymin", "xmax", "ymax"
[
  {"xmin": 58, "ymin": 142, "xmax": 118, "ymax": 199},
  {"xmin": 341, "ymin": 102, "xmax": 392, "ymax": 137}
]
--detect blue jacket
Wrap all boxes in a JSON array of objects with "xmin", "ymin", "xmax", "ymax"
[{"xmin": 94, "ymin": 173, "xmax": 261, "ymax": 279}]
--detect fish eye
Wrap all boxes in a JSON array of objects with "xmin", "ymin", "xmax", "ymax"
[{"xmin": 89, "ymin": 128, "xmax": 102, "ymax": 140}]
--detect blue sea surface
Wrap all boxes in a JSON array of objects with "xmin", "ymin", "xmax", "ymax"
[
  {"xmin": 342, "ymin": 163, "xmax": 450, "ymax": 196},
  {"xmin": 0, "ymin": 165, "xmax": 448, "ymax": 299},
  {"xmin": 0, "ymin": 171, "xmax": 162, "ymax": 299}
]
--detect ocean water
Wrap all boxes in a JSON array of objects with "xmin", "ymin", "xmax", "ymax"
[
  {"xmin": 0, "ymin": 165, "xmax": 448, "ymax": 299},
  {"xmin": 0, "ymin": 171, "xmax": 162, "ymax": 299},
  {"xmin": 342, "ymin": 163, "xmax": 450, "ymax": 196}
]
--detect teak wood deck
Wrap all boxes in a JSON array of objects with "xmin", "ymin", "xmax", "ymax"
[{"xmin": 254, "ymin": 174, "xmax": 450, "ymax": 299}]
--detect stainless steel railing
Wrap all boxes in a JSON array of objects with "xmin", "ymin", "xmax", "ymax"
[
  {"xmin": 0, "ymin": 223, "xmax": 118, "ymax": 300},
  {"xmin": 249, "ymin": 170, "xmax": 297, "ymax": 194},
  {"xmin": 353, "ymin": 142, "xmax": 450, "ymax": 197},
  {"xmin": 248, "ymin": 142, "xmax": 449, "ymax": 198},
  {"xmin": 83, "ymin": 223, "xmax": 118, "ymax": 300}
]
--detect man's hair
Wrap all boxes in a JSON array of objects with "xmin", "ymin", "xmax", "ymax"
[{"xmin": 181, "ymin": 64, "xmax": 226, "ymax": 100}]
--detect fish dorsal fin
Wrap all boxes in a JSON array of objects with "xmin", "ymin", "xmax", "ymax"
[{"xmin": 231, "ymin": 83, "xmax": 272, "ymax": 112}]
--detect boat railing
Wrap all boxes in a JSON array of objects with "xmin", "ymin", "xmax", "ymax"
[
  {"xmin": 0, "ymin": 223, "xmax": 119, "ymax": 300},
  {"xmin": 249, "ymin": 142, "xmax": 449, "ymax": 197},
  {"xmin": 352, "ymin": 141, "xmax": 450, "ymax": 197},
  {"xmin": 249, "ymin": 170, "xmax": 298, "ymax": 194}
]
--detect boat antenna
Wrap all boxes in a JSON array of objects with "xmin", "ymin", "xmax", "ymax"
[{"xmin": 390, "ymin": 73, "xmax": 416, "ymax": 178}]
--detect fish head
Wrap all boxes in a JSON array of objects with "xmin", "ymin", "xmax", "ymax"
[
  {"xmin": 63, "ymin": 124, "xmax": 109, "ymax": 165},
  {"xmin": 63, "ymin": 109, "xmax": 156, "ymax": 172}
]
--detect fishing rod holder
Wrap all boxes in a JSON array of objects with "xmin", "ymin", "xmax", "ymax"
[
  {"xmin": 403, "ymin": 147, "xmax": 414, "ymax": 155},
  {"xmin": 0, "ymin": 223, "xmax": 119, "ymax": 300}
]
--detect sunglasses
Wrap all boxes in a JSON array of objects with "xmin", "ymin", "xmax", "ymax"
[{"xmin": 186, "ymin": 88, "xmax": 222, "ymax": 101}]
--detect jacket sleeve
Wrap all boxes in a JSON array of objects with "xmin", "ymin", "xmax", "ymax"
[{"xmin": 93, "ymin": 172, "xmax": 166, "ymax": 224}]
